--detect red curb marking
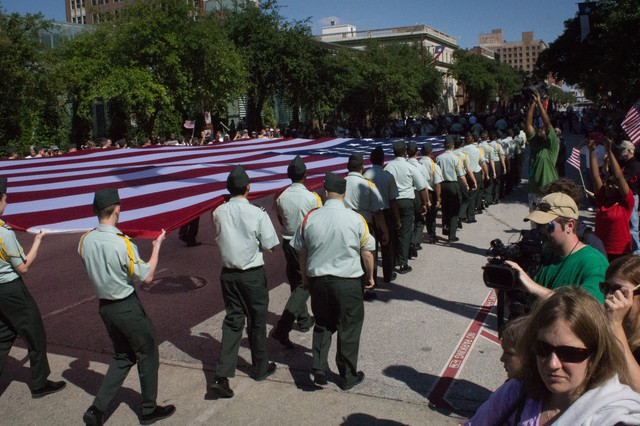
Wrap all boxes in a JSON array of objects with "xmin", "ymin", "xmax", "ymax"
[
  {"xmin": 480, "ymin": 329, "xmax": 501, "ymax": 346},
  {"xmin": 428, "ymin": 290, "xmax": 497, "ymax": 410}
]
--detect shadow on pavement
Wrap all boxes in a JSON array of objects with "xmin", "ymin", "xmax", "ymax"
[{"xmin": 341, "ymin": 413, "xmax": 410, "ymax": 425}]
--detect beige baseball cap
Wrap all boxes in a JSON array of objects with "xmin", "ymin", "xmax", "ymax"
[{"xmin": 525, "ymin": 192, "xmax": 579, "ymax": 224}]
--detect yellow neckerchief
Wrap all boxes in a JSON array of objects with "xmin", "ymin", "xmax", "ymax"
[{"xmin": 79, "ymin": 229, "xmax": 135, "ymax": 277}]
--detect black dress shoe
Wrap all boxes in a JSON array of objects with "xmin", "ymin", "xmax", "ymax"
[
  {"xmin": 255, "ymin": 361, "xmax": 277, "ymax": 381},
  {"xmin": 139, "ymin": 405, "xmax": 176, "ymax": 425},
  {"xmin": 475, "ymin": 209, "xmax": 483, "ymax": 215},
  {"xmin": 409, "ymin": 248, "xmax": 418, "ymax": 259},
  {"xmin": 209, "ymin": 377, "xmax": 234, "ymax": 398},
  {"xmin": 83, "ymin": 405, "xmax": 104, "ymax": 426},
  {"xmin": 31, "ymin": 380, "xmax": 66, "ymax": 398},
  {"xmin": 466, "ymin": 219, "xmax": 477, "ymax": 223},
  {"xmin": 313, "ymin": 370, "xmax": 328, "ymax": 386},
  {"xmin": 363, "ymin": 290, "xmax": 377, "ymax": 301},
  {"xmin": 271, "ymin": 328, "xmax": 294, "ymax": 348},
  {"xmin": 341, "ymin": 371, "xmax": 365, "ymax": 391},
  {"xmin": 442, "ymin": 228, "xmax": 449, "ymax": 236},
  {"xmin": 395, "ymin": 264, "xmax": 412, "ymax": 274},
  {"xmin": 297, "ymin": 317, "xmax": 315, "ymax": 333},
  {"xmin": 449, "ymin": 237, "xmax": 460, "ymax": 243},
  {"xmin": 383, "ymin": 271, "xmax": 398, "ymax": 283}
]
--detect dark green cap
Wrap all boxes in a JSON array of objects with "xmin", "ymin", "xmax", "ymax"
[
  {"xmin": 226, "ymin": 165, "xmax": 249, "ymax": 193},
  {"xmin": 444, "ymin": 135, "xmax": 455, "ymax": 148},
  {"xmin": 421, "ymin": 142, "xmax": 433, "ymax": 155},
  {"xmin": 0, "ymin": 177, "xmax": 7, "ymax": 194},
  {"xmin": 324, "ymin": 172, "xmax": 346, "ymax": 194},
  {"xmin": 392, "ymin": 140, "xmax": 406, "ymax": 151},
  {"xmin": 347, "ymin": 153, "xmax": 364, "ymax": 171},
  {"xmin": 407, "ymin": 140, "xmax": 417, "ymax": 151},
  {"xmin": 93, "ymin": 188, "xmax": 120, "ymax": 210},
  {"xmin": 287, "ymin": 155, "xmax": 306, "ymax": 180}
]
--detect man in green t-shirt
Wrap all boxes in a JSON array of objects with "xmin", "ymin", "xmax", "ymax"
[
  {"xmin": 505, "ymin": 192, "xmax": 608, "ymax": 303},
  {"xmin": 525, "ymin": 91, "xmax": 559, "ymax": 211}
]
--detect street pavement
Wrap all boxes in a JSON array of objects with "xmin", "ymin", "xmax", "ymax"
[{"xmin": 0, "ymin": 133, "xmax": 590, "ymax": 425}]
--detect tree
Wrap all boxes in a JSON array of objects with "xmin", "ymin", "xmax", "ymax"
[
  {"xmin": 221, "ymin": 0, "xmax": 326, "ymax": 131},
  {"xmin": 62, "ymin": 0, "xmax": 247, "ymax": 143},
  {"xmin": 0, "ymin": 9, "xmax": 66, "ymax": 152},
  {"xmin": 536, "ymin": 0, "xmax": 640, "ymax": 107}
]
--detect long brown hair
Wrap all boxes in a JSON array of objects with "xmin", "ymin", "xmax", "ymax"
[
  {"xmin": 518, "ymin": 287, "xmax": 628, "ymax": 399},
  {"xmin": 606, "ymin": 255, "xmax": 640, "ymax": 350}
]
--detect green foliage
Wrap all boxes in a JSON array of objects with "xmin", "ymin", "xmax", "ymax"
[
  {"xmin": 536, "ymin": 0, "xmax": 640, "ymax": 107},
  {"xmin": 451, "ymin": 49, "xmax": 523, "ymax": 110},
  {"xmin": 0, "ymin": 8, "xmax": 67, "ymax": 152},
  {"xmin": 62, "ymin": 0, "xmax": 247, "ymax": 142},
  {"xmin": 547, "ymin": 85, "xmax": 577, "ymax": 104},
  {"xmin": 336, "ymin": 41, "xmax": 444, "ymax": 123}
]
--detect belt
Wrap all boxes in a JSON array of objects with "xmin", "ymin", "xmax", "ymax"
[
  {"xmin": 99, "ymin": 291, "xmax": 136, "ymax": 306},
  {"xmin": 310, "ymin": 275, "xmax": 360, "ymax": 282},
  {"xmin": 222, "ymin": 265, "xmax": 263, "ymax": 273}
]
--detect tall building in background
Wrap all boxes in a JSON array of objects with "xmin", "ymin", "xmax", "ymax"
[
  {"xmin": 478, "ymin": 29, "xmax": 546, "ymax": 73},
  {"xmin": 65, "ymin": 0, "xmax": 257, "ymax": 25},
  {"xmin": 317, "ymin": 22, "xmax": 460, "ymax": 113}
]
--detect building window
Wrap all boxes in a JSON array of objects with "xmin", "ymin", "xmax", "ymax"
[
  {"xmin": 92, "ymin": 13, "xmax": 97, "ymax": 22},
  {"xmin": 82, "ymin": 16, "xmax": 87, "ymax": 24}
]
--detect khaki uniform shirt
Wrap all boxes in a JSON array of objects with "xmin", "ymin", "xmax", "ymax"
[
  {"xmin": 78, "ymin": 224, "xmax": 151, "ymax": 300},
  {"xmin": 489, "ymin": 140, "xmax": 503, "ymax": 162},
  {"xmin": 213, "ymin": 197, "xmax": 279, "ymax": 270},
  {"xmin": 407, "ymin": 158, "xmax": 433, "ymax": 191},
  {"xmin": 419, "ymin": 157, "xmax": 444, "ymax": 189},
  {"xmin": 292, "ymin": 199, "xmax": 376, "ymax": 278},
  {"xmin": 0, "ymin": 220, "xmax": 25, "ymax": 283},
  {"xmin": 275, "ymin": 183, "xmax": 322, "ymax": 240},
  {"xmin": 436, "ymin": 150, "xmax": 465, "ymax": 182},
  {"xmin": 384, "ymin": 157, "xmax": 427, "ymax": 199},
  {"xmin": 344, "ymin": 172, "xmax": 385, "ymax": 223},
  {"xmin": 461, "ymin": 144, "xmax": 483, "ymax": 173},
  {"xmin": 364, "ymin": 165, "xmax": 399, "ymax": 209},
  {"xmin": 480, "ymin": 141, "xmax": 493, "ymax": 164}
]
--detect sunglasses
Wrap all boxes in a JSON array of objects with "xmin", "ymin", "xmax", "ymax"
[
  {"xmin": 599, "ymin": 281, "xmax": 640, "ymax": 295},
  {"xmin": 533, "ymin": 340, "xmax": 591, "ymax": 363}
]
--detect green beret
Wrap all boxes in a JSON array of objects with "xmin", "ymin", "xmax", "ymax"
[
  {"xmin": 227, "ymin": 165, "xmax": 249, "ymax": 193},
  {"xmin": 93, "ymin": 188, "xmax": 120, "ymax": 210},
  {"xmin": 392, "ymin": 140, "xmax": 406, "ymax": 151},
  {"xmin": 444, "ymin": 135, "xmax": 455, "ymax": 147},
  {"xmin": 347, "ymin": 153, "xmax": 364, "ymax": 171},
  {"xmin": 324, "ymin": 172, "xmax": 346, "ymax": 194},
  {"xmin": 407, "ymin": 140, "xmax": 417, "ymax": 151},
  {"xmin": 287, "ymin": 155, "xmax": 306, "ymax": 180},
  {"xmin": 0, "ymin": 177, "xmax": 7, "ymax": 194},
  {"xmin": 421, "ymin": 142, "xmax": 433, "ymax": 154}
]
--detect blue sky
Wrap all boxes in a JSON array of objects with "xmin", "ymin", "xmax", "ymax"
[{"xmin": 1, "ymin": 0, "xmax": 581, "ymax": 49}]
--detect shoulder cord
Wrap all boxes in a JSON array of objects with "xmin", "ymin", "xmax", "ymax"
[
  {"xmin": 300, "ymin": 207, "xmax": 320, "ymax": 240},
  {"xmin": 78, "ymin": 230, "xmax": 135, "ymax": 277}
]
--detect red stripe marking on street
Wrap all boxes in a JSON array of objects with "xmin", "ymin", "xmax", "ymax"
[
  {"xmin": 428, "ymin": 290, "xmax": 497, "ymax": 410},
  {"xmin": 480, "ymin": 329, "xmax": 501, "ymax": 346}
]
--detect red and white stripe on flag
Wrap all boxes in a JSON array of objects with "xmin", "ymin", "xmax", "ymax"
[
  {"xmin": 622, "ymin": 100, "xmax": 640, "ymax": 146},
  {"xmin": 567, "ymin": 147, "xmax": 581, "ymax": 171}
]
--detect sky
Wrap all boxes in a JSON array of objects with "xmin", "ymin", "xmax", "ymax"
[{"xmin": 1, "ymin": 0, "xmax": 581, "ymax": 49}]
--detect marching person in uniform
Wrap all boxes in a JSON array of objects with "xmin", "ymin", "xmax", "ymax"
[
  {"xmin": 209, "ymin": 165, "xmax": 279, "ymax": 398},
  {"xmin": 364, "ymin": 147, "xmax": 400, "ymax": 283},
  {"xmin": 79, "ymin": 188, "xmax": 174, "ymax": 426},
  {"xmin": 406, "ymin": 141, "xmax": 430, "ymax": 258},
  {"xmin": 292, "ymin": 173, "xmax": 376, "ymax": 390},
  {"xmin": 271, "ymin": 156, "xmax": 321, "ymax": 347},
  {"xmin": 453, "ymin": 136, "xmax": 478, "ymax": 224},
  {"xmin": 436, "ymin": 136, "xmax": 468, "ymax": 243},
  {"xmin": 460, "ymin": 133, "xmax": 482, "ymax": 224},
  {"xmin": 419, "ymin": 143, "xmax": 443, "ymax": 244},
  {"xmin": 0, "ymin": 177, "xmax": 66, "ymax": 399},
  {"xmin": 344, "ymin": 153, "xmax": 389, "ymax": 298},
  {"xmin": 384, "ymin": 140, "xmax": 427, "ymax": 274}
]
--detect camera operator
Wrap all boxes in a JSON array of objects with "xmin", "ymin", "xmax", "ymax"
[
  {"xmin": 525, "ymin": 91, "xmax": 559, "ymax": 212},
  {"xmin": 504, "ymin": 192, "xmax": 608, "ymax": 303}
]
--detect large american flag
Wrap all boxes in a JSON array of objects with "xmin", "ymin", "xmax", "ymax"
[
  {"xmin": 622, "ymin": 100, "xmax": 640, "ymax": 145},
  {"xmin": 0, "ymin": 136, "xmax": 444, "ymax": 238}
]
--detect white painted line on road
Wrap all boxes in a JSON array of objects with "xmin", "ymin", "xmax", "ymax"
[
  {"xmin": 42, "ymin": 295, "xmax": 96, "ymax": 319},
  {"xmin": 189, "ymin": 403, "xmax": 221, "ymax": 426}
]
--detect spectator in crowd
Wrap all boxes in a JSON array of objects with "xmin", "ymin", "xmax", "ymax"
[
  {"xmin": 603, "ymin": 255, "xmax": 640, "ymax": 393},
  {"xmin": 499, "ymin": 316, "xmax": 527, "ymax": 380},
  {"xmin": 614, "ymin": 140, "xmax": 640, "ymax": 254},
  {"xmin": 588, "ymin": 137, "xmax": 634, "ymax": 261}
]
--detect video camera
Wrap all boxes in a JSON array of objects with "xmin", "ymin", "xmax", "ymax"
[{"xmin": 482, "ymin": 229, "xmax": 546, "ymax": 291}]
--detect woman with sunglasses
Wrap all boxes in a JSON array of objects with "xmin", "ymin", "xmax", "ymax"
[
  {"xmin": 604, "ymin": 255, "xmax": 640, "ymax": 393},
  {"xmin": 465, "ymin": 287, "xmax": 640, "ymax": 425}
]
